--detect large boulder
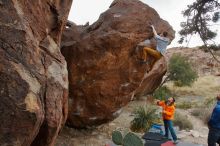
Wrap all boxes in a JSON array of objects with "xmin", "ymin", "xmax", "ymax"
[
  {"xmin": 61, "ymin": 0, "xmax": 175, "ymax": 128},
  {"xmin": 0, "ymin": 0, "xmax": 72, "ymax": 146}
]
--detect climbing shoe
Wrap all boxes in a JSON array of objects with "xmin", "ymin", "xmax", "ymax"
[{"xmin": 173, "ymin": 140, "xmax": 179, "ymax": 144}]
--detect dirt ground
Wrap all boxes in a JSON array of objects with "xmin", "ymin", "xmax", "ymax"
[
  {"xmin": 55, "ymin": 75, "xmax": 219, "ymax": 146},
  {"xmin": 55, "ymin": 100, "xmax": 209, "ymax": 146},
  {"xmin": 55, "ymin": 100, "xmax": 144, "ymax": 146},
  {"xmin": 176, "ymin": 109, "xmax": 208, "ymax": 146}
]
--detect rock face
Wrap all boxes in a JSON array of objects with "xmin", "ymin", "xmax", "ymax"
[
  {"xmin": 61, "ymin": 0, "xmax": 175, "ymax": 128},
  {"xmin": 0, "ymin": 0, "xmax": 72, "ymax": 146}
]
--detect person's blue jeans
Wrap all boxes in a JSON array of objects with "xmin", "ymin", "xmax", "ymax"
[
  {"xmin": 164, "ymin": 119, "xmax": 177, "ymax": 141},
  {"xmin": 208, "ymin": 128, "xmax": 220, "ymax": 146}
]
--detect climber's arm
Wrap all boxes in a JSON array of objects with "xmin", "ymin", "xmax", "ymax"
[
  {"xmin": 156, "ymin": 100, "xmax": 165, "ymax": 107},
  {"xmin": 151, "ymin": 25, "xmax": 157, "ymax": 37}
]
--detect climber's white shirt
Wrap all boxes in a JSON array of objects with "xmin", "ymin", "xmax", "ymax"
[{"xmin": 155, "ymin": 35, "xmax": 169, "ymax": 55}]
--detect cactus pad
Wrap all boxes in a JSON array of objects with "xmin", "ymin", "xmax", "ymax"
[
  {"xmin": 112, "ymin": 130, "xmax": 123, "ymax": 145},
  {"xmin": 123, "ymin": 132, "xmax": 143, "ymax": 146}
]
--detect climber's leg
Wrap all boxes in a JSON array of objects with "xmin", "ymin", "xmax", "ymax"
[
  {"xmin": 143, "ymin": 47, "xmax": 162, "ymax": 61},
  {"xmin": 143, "ymin": 47, "xmax": 162, "ymax": 68},
  {"xmin": 150, "ymin": 54, "xmax": 162, "ymax": 69},
  {"xmin": 142, "ymin": 47, "xmax": 150, "ymax": 62},
  {"xmin": 147, "ymin": 48, "xmax": 162, "ymax": 60}
]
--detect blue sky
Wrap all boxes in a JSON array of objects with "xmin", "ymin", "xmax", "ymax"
[{"xmin": 68, "ymin": 0, "xmax": 219, "ymax": 48}]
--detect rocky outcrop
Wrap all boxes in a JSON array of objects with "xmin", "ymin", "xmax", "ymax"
[
  {"xmin": 0, "ymin": 0, "xmax": 72, "ymax": 146},
  {"xmin": 61, "ymin": 0, "xmax": 175, "ymax": 128}
]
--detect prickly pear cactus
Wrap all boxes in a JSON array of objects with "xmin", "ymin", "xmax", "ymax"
[
  {"xmin": 123, "ymin": 132, "xmax": 143, "ymax": 146},
  {"xmin": 112, "ymin": 130, "xmax": 123, "ymax": 145}
]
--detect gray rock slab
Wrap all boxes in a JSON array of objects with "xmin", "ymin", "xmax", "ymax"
[{"xmin": 177, "ymin": 142, "xmax": 203, "ymax": 146}]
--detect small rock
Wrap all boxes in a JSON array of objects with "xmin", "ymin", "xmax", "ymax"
[
  {"xmin": 191, "ymin": 131, "xmax": 200, "ymax": 138},
  {"xmin": 97, "ymin": 135, "xmax": 105, "ymax": 140},
  {"xmin": 178, "ymin": 131, "xmax": 191, "ymax": 139},
  {"xmin": 91, "ymin": 131, "xmax": 98, "ymax": 136},
  {"xmin": 200, "ymin": 134, "xmax": 208, "ymax": 138},
  {"xmin": 109, "ymin": 123, "xmax": 116, "ymax": 126},
  {"xmin": 201, "ymin": 127, "xmax": 208, "ymax": 130}
]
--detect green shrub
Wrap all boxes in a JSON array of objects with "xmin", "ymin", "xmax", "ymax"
[
  {"xmin": 153, "ymin": 86, "xmax": 172, "ymax": 100},
  {"xmin": 130, "ymin": 106, "xmax": 159, "ymax": 132},
  {"xmin": 168, "ymin": 54, "xmax": 198, "ymax": 87},
  {"xmin": 173, "ymin": 112, "xmax": 193, "ymax": 130}
]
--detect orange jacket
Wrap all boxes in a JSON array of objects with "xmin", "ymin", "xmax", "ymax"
[{"xmin": 157, "ymin": 101, "xmax": 175, "ymax": 120}]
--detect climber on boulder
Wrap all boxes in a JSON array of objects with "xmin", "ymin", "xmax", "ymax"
[{"xmin": 141, "ymin": 25, "xmax": 170, "ymax": 69}]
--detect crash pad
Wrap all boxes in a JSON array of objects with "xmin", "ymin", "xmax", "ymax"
[
  {"xmin": 143, "ymin": 132, "xmax": 171, "ymax": 146},
  {"xmin": 142, "ymin": 132, "xmax": 167, "ymax": 141},
  {"xmin": 144, "ymin": 140, "xmax": 172, "ymax": 146},
  {"xmin": 161, "ymin": 141, "xmax": 175, "ymax": 146}
]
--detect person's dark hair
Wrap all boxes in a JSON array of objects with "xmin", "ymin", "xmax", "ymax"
[
  {"xmin": 163, "ymin": 31, "xmax": 168, "ymax": 37},
  {"xmin": 172, "ymin": 97, "xmax": 175, "ymax": 103},
  {"xmin": 217, "ymin": 94, "xmax": 220, "ymax": 100}
]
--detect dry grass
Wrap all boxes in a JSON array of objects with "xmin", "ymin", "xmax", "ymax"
[
  {"xmin": 191, "ymin": 107, "xmax": 212, "ymax": 125},
  {"xmin": 176, "ymin": 101, "xmax": 198, "ymax": 109},
  {"xmin": 166, "ymin": 75, "xmax": 220, "ymax": 98},
  {"xmin": 190, "ymin": 97, "xmax": 215, "ymax": 125},
  {"xmin": 173, "ymin": 111, "xmax": 193, "ymax": 130}
]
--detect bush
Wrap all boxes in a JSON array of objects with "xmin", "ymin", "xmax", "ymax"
[
  {"xmin": 130, "ymin": 106, "xmax": 159, "ymax": 132},
  {"xmin": 153, "ymin": 86, "xmax": 172, "ymax": 100},
  {"xmin": 173, "ymin": 112, "xmax": 193, "ymax": 130},
  {"xmin": 204, "ymin": 97, "xmax": 216, "ymax": 106},
  {"xmin": 190, "ymin": 108, "xmax": 201, "ymax": 117},
  {"xmin": 199, "ymin": 44, "xmax": 220, "ymax": 52},
  {"xmin": 168, "ymin": 54, "xmax": 198, "ymax": 87},
  {"xmin": 190, "ymin": 98, "xmax": 215, "ymax": 125},
  {"xmin": 191, "ymin": 107, "xmax": 213, "ymax": 125}
]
